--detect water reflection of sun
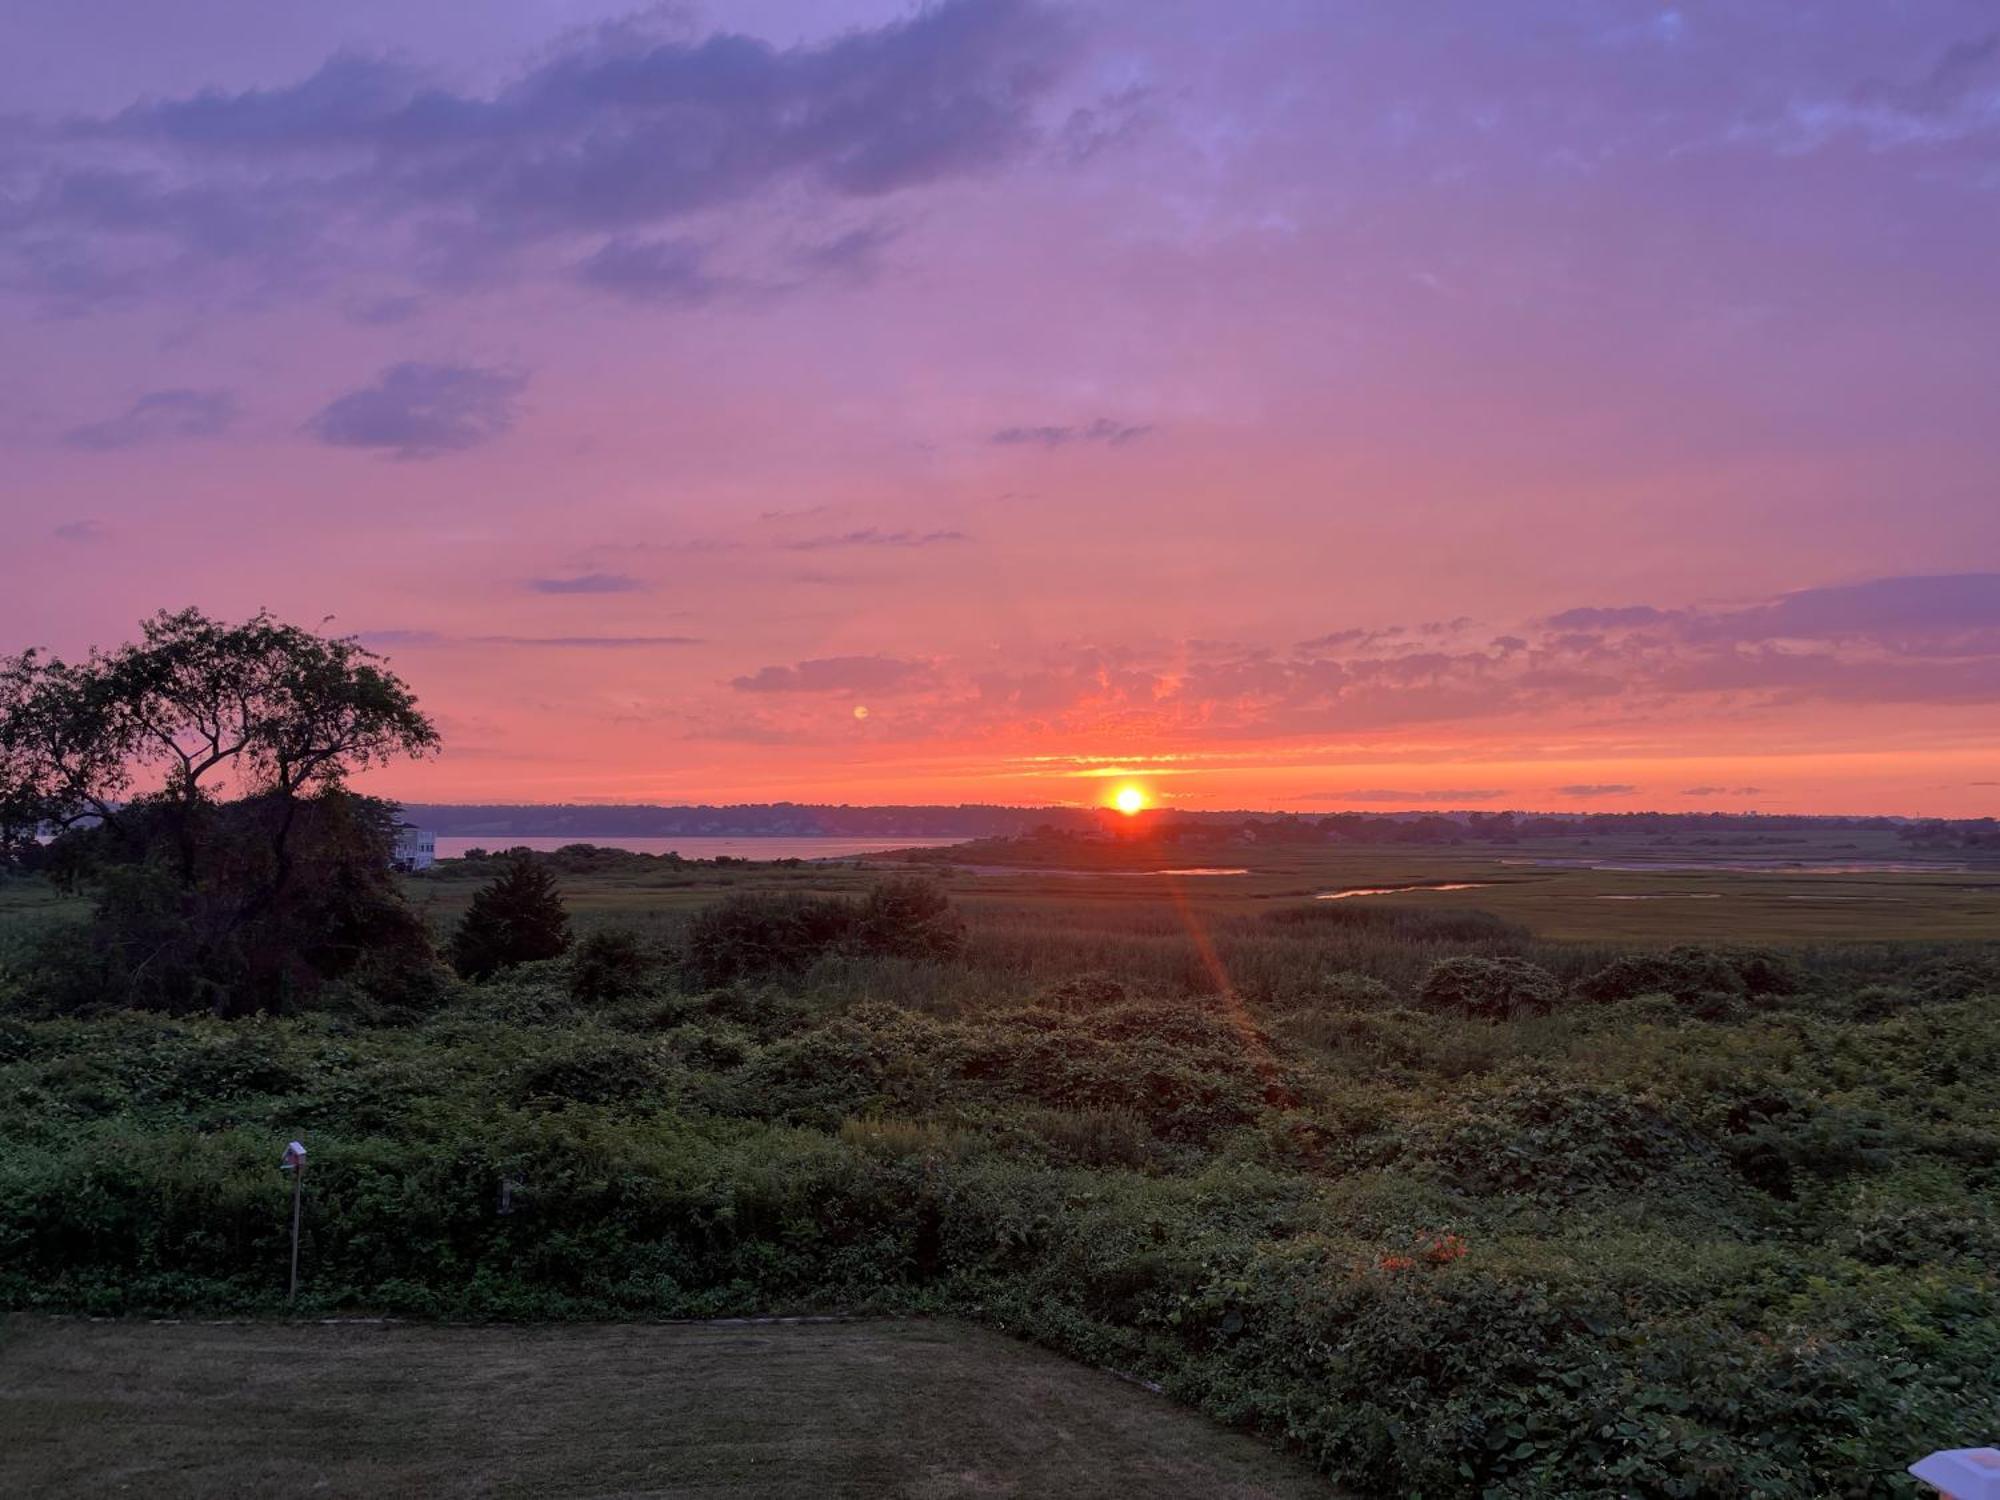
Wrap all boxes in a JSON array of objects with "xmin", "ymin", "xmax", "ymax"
[{"xmin": 1112, "ymin": 784, "xmax": 1147, "ymax": 816}]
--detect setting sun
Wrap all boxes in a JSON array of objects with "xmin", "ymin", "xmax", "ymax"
[{"xmin": 1112, "ymin": 784, "xmax": 1148, "ymax": 816}]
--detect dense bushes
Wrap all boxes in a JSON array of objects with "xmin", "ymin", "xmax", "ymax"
[
  {"xmin": 1573, "ymin": 944, "xmax": 1802, "ymax": 1015},
  {"xmin": 1400, "ymin": 1073, "xmax": 1732, "ymax": 1203},
  {"xmin": 682, "ymin": 892, "xmax": 856, "ymax": 987},
  {"xmin": 1417, "ymin": 956, "xmax": 1565, "ymax": 1020},
  {"xmin": 0, "ymin": 973, "xmax": 1994, "ymax": 1497},
  {"xmin": 566, "ymin": 928, "xmax": 655, "ymax": 1005},
  {"xmin": 978, "ymin": 1000, "xmax": 1281, "ymax": 1143},
  {"xmin": 854, "ymin": 877, "xmax": 966, "ymax": 961},
  {"xmin": 682, "ymin": 878, "xmax": 963, "ymax": 987}
]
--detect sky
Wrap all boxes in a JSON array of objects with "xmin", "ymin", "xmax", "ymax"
[{"xmin": 4, "ymin": 0, "xmax": 1999, "ymax": 816}]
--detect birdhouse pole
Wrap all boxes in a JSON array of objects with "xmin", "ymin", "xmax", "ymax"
[{"xmin": 281, "ymin": 1141, "xmax": 308, "ymax": 1303}]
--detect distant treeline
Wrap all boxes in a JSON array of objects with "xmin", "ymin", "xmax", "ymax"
[
  {"xmin": 395, "ymin": 801, "xmax": 1948, "ymax": 843},
  {"xmin": 1899, "ymin": 817, "xmax": 2000, "ymax": 850}
]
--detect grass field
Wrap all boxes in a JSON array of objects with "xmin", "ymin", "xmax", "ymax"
[
  {"xmin": 17, "ymin": 823, "xmax": 1979, "ymax": 948},
  {"xmin": 367, "ymin": 825, "xmax": 2000, "ymax": 947},
  {"xmin": 0, "ymin": 1315, "xmax": 1332, "ymax": 1499},
  {"xmin": 878, "ymin": 824, "xmax": 2000, "ymax": 945}
]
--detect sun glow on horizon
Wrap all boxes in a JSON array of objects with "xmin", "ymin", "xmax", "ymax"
[{"xmin": 1112, "ymin": 784, "xmax": 1148, "ymax": 816}]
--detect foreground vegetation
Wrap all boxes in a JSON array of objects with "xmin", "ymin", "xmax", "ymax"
[{"xmin": 3, "ymin": 848, "xmax": 1996, "ymax": 1497}]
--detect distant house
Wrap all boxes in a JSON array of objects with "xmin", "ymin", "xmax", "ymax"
[{"xmin": 391, "ymin": 823, "xmax": 436, "ymax": 872}]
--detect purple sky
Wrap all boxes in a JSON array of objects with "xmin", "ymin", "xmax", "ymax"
[{"xmin": 5, "ymin": 1, "xmax": 1999, "ymax": 812}]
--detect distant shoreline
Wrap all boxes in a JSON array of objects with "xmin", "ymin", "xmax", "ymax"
[
  {"xmin": 393, "ymin": 802, "xmax": 1954, "ymax": 840},
  {"xmin": 432, "ymin": 834, "xmax": 964, "ymax": 862}
]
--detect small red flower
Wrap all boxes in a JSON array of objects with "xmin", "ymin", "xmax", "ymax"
[{"xmin": 1421, "ymin": 1233, "xmax": 1468, "ymax": 1265}]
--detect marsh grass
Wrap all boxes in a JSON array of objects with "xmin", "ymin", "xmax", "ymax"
[{"xmin": 1016, "ymin": 1105, "xmax": 1156, "ymax": 1168}]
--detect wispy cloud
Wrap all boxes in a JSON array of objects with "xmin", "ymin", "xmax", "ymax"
[
  {"xmin": 1299, "ymin": 787, "xmax": 1509, "ymax": 803},
  {"xmin": 1544, "ymin": 605, "xmax": 1673, "ymax": 631},
  {"xmin": 308, "ymin": 362, "xmax": 525, "ymax": 459},
  {"xmin": 357, "ymin": 629, "xmax": 699, "ymax": 649},
  {"xmin": 63, "ymin": 388, "xmax": 235, "ymax": 450},
  {"xmin": 484, "ymin": 634, "xmax": 699, "ymax": 648},
  {"xmin": 1555, "ymin": 783, "xmax": 1638, "ymax": 798},
  {"xmin": 731, "ymin": 655, "xmax": 932, "ymax": 694},
  {"xmin": 778, "ymin": 528, "xmax": 969, "ymax": 551},
  {"xmin": 525, "ymin": 573, "xmax": 646, "ymax": 595},
  {"xmin": 574, "ymin": 237, "xmax": 728, "ymax": 304},
  {"xmin": 991, "ymin": 417, "xmax": 1152, "ymax": 448}
]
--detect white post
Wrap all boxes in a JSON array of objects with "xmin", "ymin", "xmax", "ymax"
[{"xmin": 281, "ymin": 1141, "xmax": 308, "ymax": 1304}]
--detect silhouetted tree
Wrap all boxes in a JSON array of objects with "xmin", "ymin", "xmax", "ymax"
[
  {"xmin": 450, "ymin": 855, "xmax": 571, "ymax": 979},
  {"xmin": 1, "ymin": 610, "xmax": 441, "ymax": 1015},
  {"xmin": 1, "ymin": 608, "xmax": 437, "ymax": 898}
]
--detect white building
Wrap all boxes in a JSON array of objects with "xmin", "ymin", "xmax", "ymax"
[{"xmin": 391, "ymin": 823, "xmax": 436, "ymax": 872}]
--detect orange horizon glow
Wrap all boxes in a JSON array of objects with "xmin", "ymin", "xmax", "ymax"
[{"xmin": 351, "ymin": 724, "xmax": 2000, "ymax": 820}]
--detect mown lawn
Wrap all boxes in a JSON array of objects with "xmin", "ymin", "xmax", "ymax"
[{"xmin": 0, "ymin": 1315, "xmax": 1333, "ymax": 1499}]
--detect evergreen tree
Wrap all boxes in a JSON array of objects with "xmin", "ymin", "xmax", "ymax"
[{"xmin": 449, "ymin": 854, "xmax": 571, "ymax": 979}]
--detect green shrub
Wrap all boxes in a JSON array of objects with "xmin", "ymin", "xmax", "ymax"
[
  {"xmin": 661, "ymin": 1023, "xmax": 756, "ymax": 1073},
  {"xmin": 838, "ymin": 1115, "xmax": 976, "ymax": 1161},
  {"xmin": 1575, "ymin": 946, "xmax": 1802, "ymax": 1016},
  {"xmin": 681, "ymin": 881, "xmax": 965, "ymax": 988},
  {"xmin": 854, "ymin": 877, "xmax": 965, "ymax": 962},
  {"xmin": 567, "ymin": 927, "xmax": 654, "ymax": 1006},
  {"xmin": 509, "ymin": 1034, "xmax": 674, "ymax": 1107},
  {"xmin": 1909, "ymin": 957, "xmax": 2000, "ymax": 1002},
  {"xmin": 1691, "ymin": 1075, "xmax": 1911, "ymax": 1200},
  {"xmin": 978, "ymin": 1001, "xmax": 1278, "ymax": 1144},
  {"xmin": 1035, "ymin": 971, "xmax": 1130, "ymax": 1012},
  {"xmin": 1844, "ymin": 983, "xmax": 1917, "ymax": 1022},
  {"xmin": 1018, "ymin": 1106, "xmax": 1155, "ymax": 1168},
  {"xmin": 681, "ymin": 892, "xmax": 858, "ymax": 988},
  {"xmin": 1401, "ymin": 1073, "xmax": 1727, "ymax": 1202},
  {"xmin": 1304, "ymin": 971, "xmax": 1400, "ymax": 1011},
  {"xmin": 1417, "ymin": 957, "xmax": 1564, "ymax": 1021},
  {"xmin": 727, "ymin": 1004, "xmax": 970, "ymax": 1127}
]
